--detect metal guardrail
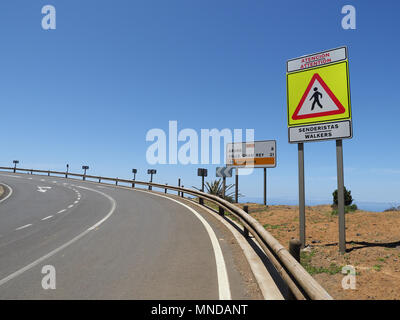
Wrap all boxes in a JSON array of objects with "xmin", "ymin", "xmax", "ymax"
[{"xmin": 0, "ymin": 166, "xmax": 333, "ymax": 300}]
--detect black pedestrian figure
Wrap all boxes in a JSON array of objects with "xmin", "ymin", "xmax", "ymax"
[{"xmin": 310, "ymin": 87, "xmax": 323, "ymax": 110}]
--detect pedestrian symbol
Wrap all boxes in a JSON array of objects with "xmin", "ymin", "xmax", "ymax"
[
  {"xmin": 291, "ymin": 73, "xmax": 346, "ymax": 120},
  {"xmin": 310, "ymin": 87, "xmax": 323, "ymax": 110}
]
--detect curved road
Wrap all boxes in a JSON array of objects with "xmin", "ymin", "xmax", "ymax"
[{"xmin": 0, "ymin": 173, "xmax": 268, "ymax": 299}]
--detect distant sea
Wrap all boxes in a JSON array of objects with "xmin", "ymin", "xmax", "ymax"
[{"xmin": 240, "ymin": 197, "xmax": 399, "ymax": 212}]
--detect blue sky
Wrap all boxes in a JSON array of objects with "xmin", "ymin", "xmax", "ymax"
[{"xmin": 0, "ymin": 0, "xmax": 399, "ymax": 208}]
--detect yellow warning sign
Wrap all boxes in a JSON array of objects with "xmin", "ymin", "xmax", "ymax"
[{"xmin": 287, "ymin": 61, "xmax": 351, "ymax": 127}]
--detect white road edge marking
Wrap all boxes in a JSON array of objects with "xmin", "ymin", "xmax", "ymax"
[
  {"xmin": 41, "ymin": 215, "xmax": 53, "ymax": 221},
  {"xmin": 0, "ymin": 186, "xmax": 116, "ymax": 287},
  {"xmin": 0, "ymin": 183, "xmax": 13, "ymax": 203},
  {"xmin": 57, "ymin": 209, "xmax": 66, "ymax": 214},
  {"xmin": 67, "ymin": 204, "xmax": 74, "ymax": 208},
  {"xmin": 15, "ymin": 224, "xmax": 32, "ymax": 231},
  {"xmin": 133, "ymin": 188, "xmax": 232, "ymax": 300}
]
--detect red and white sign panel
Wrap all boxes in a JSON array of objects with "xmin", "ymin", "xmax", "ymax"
[
  {"xmin": 287, "ymin": 47, "xmax": 347, "ymax": 73},
  {"xmin": 291, "ymin": 73, "xmax": 346, "ymax": 120}
]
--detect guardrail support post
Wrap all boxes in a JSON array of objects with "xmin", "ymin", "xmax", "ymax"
[
  {"xmin": 218, "ymin": 206, "xmax": 224, "ymax": 216},
  {"xmin": 116, "ymin": 179, "xmax": 118, "ymax": 186},
  {"xmin": 165, "ymin": 184, "xmax": 168, "ymax": 193},
  {"xmin": 178, "ymin": 178, "xmax": 181, "ymax": 196},
  {"xmin": 31, "ymin": 170, "xmax": 33, "ymax": 175},
  {"xmin": 65, "ymin": 172, "xmax": 68, "ymax": 178},
  {"xmin": 287, "ymin": 238, "xmax": 302, "ymax": 300},
  {"xmin": 243, "ymin": 205, "xmax": 249, "ymax": 238},
  {"xmin": 99, "ymin": 177, "xmax": 101, "ymax": 183},
  {"xmin": 289, "ymin": 239, "xmax": 302, "ymax": 263},
  {"xmin": 132, "ymin": 180, "xmax": 135, "ymax": 188},
  {"xmin": 48, "ymin": 170, "xmax": 50, "ymax": 176},
  {"xmin": 181, "ymin": 186, "xmax": 184, "ymax": 197},
  {"xmin": 199, "ymin": 197, "xmax": 204, "ymax": 205}
]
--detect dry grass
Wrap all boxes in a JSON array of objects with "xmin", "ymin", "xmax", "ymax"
[{"xmin": 235, "ymin": 203, "xmax": 400, "ymax": 300}]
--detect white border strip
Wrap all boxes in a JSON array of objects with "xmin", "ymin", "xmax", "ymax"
[{"xmin": 0, "ymin": 183, "xmax": 13, "ymax": 204}]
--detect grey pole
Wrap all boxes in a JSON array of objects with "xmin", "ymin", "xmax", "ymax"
[
  {"xmin": 263, "ymin": 168, "xmax": 267, "ymax": 206},
  {"xmin": 235, "ymin": 168, "xmax": 239, "ymax": 203},
  {"xmin": 149, "ymin": 173, "xmax": 153, "ymax": 190},
  {"xmin": 132, "ymin": 173, "xmax": 136, "ymax": 188},
  {"xmin": 336, "ymin": 139, "xmax": 346, "ymax": 254},
  {"xmin": 178, "ymin": 178, "xmax": 181, "ymax": 196},
  {"xmin": 298, "ymin": 143, "xmax": 306, "ymax": 248},
  {"xmin": 222, "ymin": 176, "xmax": 226, "ymax": 198},
  {"xmin": 200, "ymin": 175, "xmax": 205, "ymax": 205}
]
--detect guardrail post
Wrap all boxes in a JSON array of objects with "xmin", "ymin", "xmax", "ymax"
[
  {"xmin": 48, "ymin": 170, "xmax": 50, "ymax": 176},
  {"xmin": 218, "ymin": 206, "xmax": 224, "ymax": 216},
  {"xmin": 288, "ymin": 239, "xmax": 302, "ymax": 300},
  {"xmin": 165, "ymin": 183, "xmax": 168, "ymax": 193},
  {"xmin": 132, "ymin": 180, "xmax": 135, "ymax": 188},
  {"xmin": 116, "ymin": 179, "xmax": 118, "ymax": 186},
  {"xmin": 181, "ymin": 186, "xmax": 184, "ymax": 197},
  {"xmin": 65, "ymin": 172, "xmax": 68, "ymax": 178},
  {"xmin": 83, "ymin": 175, "xmax": 85, "ymax": 181},
  {"xmin": 31, "ymin": 169, "xmax": 33, "ymax": 175},
  {"xmin": 243, "ymin": 205, "xmax": 249, "ymax": 238},
  {"xmin": 289, "ymin": 239, "xmax": 302, "ymax": 263},
  {"xmin": 149, "ymin": 184, "xmax": 152, "ymax": 191},
  {"xmin": 99, "ymin": 177, "xmax": 101, "ymax": 183},
  {"xmin": 178, "ymin": 178, "xmax": 181, "ymax": 196},
  {"xmin": 199, "ymin": 197, "xmax": 204, "ymax": 205}
]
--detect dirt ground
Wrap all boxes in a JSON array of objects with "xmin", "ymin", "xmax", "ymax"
[{"xmin": 236, "ymin": 203, "xmax": 400, "ymax": 300}]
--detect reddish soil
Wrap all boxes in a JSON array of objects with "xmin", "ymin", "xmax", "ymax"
[{"xmin": 236, "ymin": 203, "xmax": 400, "ymax": 300}]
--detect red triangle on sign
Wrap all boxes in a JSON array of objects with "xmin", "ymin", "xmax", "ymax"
[{"xmin": 292, "ymin": 73, "xmax": 346, "ymax": 120}]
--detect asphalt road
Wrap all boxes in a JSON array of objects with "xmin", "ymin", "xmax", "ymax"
[{"xmin": 0, "ymin": 172, "xmax": 268, "ymax": 299}]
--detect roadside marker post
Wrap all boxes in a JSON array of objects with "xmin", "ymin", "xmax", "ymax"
[
  {"xmin": 287, "ymin": 47, "xmax": 352, "ymax": 253},
  {"xmin": 13, "ymin": 160, "xmax": 19, "ymax": 173},
  {"xmin": 147, "ymin": 169, "xmax": 156, "ymax": 190},
  {"xmin": 197, "ymin": 168, "xmax": 208, "ymax": 205},
  {"xmin": 132, "ymin": 169, "xmax": 137, "ymax": 188},
  {"xmin": 82, "ymin": 165, "xmax": 89, "ymax": 181}
]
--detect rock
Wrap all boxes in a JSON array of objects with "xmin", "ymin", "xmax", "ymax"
[
  {"xmin": 356, "ymin": 233, "xmax": 361, "ymax": 236},
  {"xmin": 312, "ymin": 240, "xmax": 321, "ymax": 244}
]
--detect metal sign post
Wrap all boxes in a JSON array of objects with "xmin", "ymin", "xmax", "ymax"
[
  {"xmin": 287, "ymin": 47, "xmax": 352, "ymax": 253},
  {"xmin": 235, "ymin": 168, "xmax": 239, "ymax": 203},
  {"xmin": 298, "ymin": 143, "xmax": 306, "ymax": 247},
  {"xmin": 336, "ymin": 140, "xmax": 346, "ymax": 254},
  {"xmin": 263, "ymin": 168, "xmax": 267, "ymax": 206}
]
